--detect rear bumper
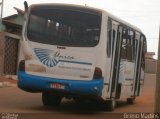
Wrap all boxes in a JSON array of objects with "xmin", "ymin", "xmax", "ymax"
[{"xmin": 18, "ymin": 71, "xmax": 103, "ymax": 97}]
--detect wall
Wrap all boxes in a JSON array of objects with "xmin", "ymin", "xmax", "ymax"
[{"xmin": 145, "ymin": 59, "xmax": 157, "ymax": 74}]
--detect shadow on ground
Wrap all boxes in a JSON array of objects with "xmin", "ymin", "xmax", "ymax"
[{"xmin": 24, "ymin": 99, "xmax": 131, "ymax": 114}]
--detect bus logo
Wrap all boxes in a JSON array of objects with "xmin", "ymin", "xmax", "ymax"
[
  {"xmin": 34, "ymin": 48, "xmax": 59, "ymax": 67},
  {"xmin": 34, "ymin": 48, "xmax": 74, "ymax": 67}
]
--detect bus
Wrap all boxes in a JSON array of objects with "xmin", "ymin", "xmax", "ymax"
[{"xmin": 18, "ymin": 3, "xmax": 147, "ymax": 111}]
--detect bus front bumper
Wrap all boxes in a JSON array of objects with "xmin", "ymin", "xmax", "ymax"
[{"xmin": 18, "ymin": 71, "xmax": 103, "ymax": 97}]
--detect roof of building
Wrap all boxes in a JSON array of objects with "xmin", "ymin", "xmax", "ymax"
[
  {"xmin": 145, "ymin": 52, "xmax": 155, "ymax": 56},
  {"xmin": 2, "ymin": 7, "xmax": 24, "ymax": 29},
  {"xmin": 13, "ymin": 7, "xmax": 24, "ymax": 14}
]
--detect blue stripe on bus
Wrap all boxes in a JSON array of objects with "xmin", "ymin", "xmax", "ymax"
[
  {"xmin": 59, "ymin": 60, "xmax": 92, "ymax": 65},
  {"xmin": 18, "ymin": 71, "xmax": 103, "ymax": 96}
]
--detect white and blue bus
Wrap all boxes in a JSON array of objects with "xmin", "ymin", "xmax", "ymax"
[{"xmin": 18, "ymin": 3, "xmax": 147, "ymax": 111}]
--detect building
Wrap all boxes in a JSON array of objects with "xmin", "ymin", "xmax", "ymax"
[
  {"xmin": 145, "ymin": 52, "xmax": 155, "ymax": 59},
  {"xmin": 145, "ymin": 52, "xmax": 157, "ymax": 74},
  {"xmin": 0, "ymin": 7, "xmax": 24, "ymax": 76}
]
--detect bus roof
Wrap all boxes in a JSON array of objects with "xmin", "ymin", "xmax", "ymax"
[
  {"xmin": 106, "ymin": 11, "xmax": 143, "ymax": 34},
  {"xmin": 29, "ymin": 3, "xmax": 103, "ymax": 16}
]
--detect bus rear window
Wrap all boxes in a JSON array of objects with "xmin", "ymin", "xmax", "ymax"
[{"xmin": 27, "ymin": 8, "xmax": 101, "ymax": 47}]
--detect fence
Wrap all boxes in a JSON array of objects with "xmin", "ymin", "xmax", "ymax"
[{"xmin": 0, "ymin": 32, "xmax": 21, "ymax": 76}]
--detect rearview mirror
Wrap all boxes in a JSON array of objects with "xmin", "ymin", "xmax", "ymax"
[{"xmin": 24, "ymin": 1, "xmax": 28, "ymax": 13}]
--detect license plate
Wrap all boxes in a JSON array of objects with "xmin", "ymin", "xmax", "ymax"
[{"xmin": 50, "ymin": 83, "xmax": 65, "ymax": 89}]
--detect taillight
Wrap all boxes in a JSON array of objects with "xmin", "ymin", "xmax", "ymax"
[
  {"xmin": 93, "ymin": 67, "xmax": 102, "ymax": 79},
  {"xmin": 19, "ymin": 60, "xmax": 25, "ymax": 71}
]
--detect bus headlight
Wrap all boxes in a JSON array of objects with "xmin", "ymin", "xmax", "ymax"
[{"xmin": 26, "ymin": 64, "xmax": 46, "ymax": 72}]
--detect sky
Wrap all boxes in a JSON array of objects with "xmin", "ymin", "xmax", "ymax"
[{"xmin": 2, "ymin": 0, "xmax": 160, "ymax": 59}]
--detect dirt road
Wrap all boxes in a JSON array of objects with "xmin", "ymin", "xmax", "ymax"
[{"xmin": 0, "ymin": 74, "xmax": 156, "ymax": 119}]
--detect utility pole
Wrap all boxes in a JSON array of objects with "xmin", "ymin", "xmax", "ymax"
[
  {"xmin": 0, "ymin": 0, "xmax": 3, "ymax": 31},
  {"xmin": 155, "ymin": 26, "xmax": 160, "ymax": 113}
]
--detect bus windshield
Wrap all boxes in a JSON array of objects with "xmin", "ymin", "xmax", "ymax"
[{"xmin": 27, "ymin": 7, "xmax": 102, "ymax": 47}]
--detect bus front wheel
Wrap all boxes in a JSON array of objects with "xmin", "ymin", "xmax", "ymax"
[{"xmin": 42, "ymin": 92, "xmax": 62, "ymax": 106}]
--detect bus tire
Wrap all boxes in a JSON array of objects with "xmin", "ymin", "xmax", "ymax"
[
  {"xmin": 49, "ymin": 95, "xmax": 62, "ymax": 106},
  {"xmin": 42, "ymin": 92, "xmax": 62, "ymax": 106},
  {"xmin": 42, "ymin": 92, "xmax": 50, "ymax": 106},
  {"xmin": 127, "ymin": 98, "xmax": 135, "ymax": 104},
  {"xmin": 101, "ymin": 99, "xmax": 116, "ymax": 111},
  {"xmin": 73, "ymin": 97, "xmax": 85, "ymax": 103}
]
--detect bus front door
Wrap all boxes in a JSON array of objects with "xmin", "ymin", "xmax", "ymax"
[{"xmin": 132, "ymin": 33, "xmax": 143, "ymax": 96}]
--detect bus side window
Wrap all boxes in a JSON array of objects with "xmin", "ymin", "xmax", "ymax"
[
  {"xmin": 131, "ymin": 31, "xmax": 135, "ymax": 61},
  {"xmin": 127, "ymin": 30, "xmax": 134, "ymax": 62},
  {"xmin": 121, "ymin": 28, "xmax": 127, "ymax": 59},
  {"xmin": 107, "ymin": 18, "xmax": 112, "ymax": 57},
  {"xmin": 135, "ymin": 33, "xmax": 140, "ymax": 60},
  {"xmin": 141, "ymin": 35, "xmax": 146, "ymax": 69},
  {"xmin": 112, "ymin": 30, "xmax": 116, "ymax": 55},
  {"xmin": 134, "ymin": 39, "xmax": 138, "ymax": 60}
]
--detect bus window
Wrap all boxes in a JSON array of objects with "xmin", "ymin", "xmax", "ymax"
[
  {"xmin": 141, "ymin": 35, "xmax": 146, "ymax": 69},
  {"xmin": 134, "ymin": 39, "xmax": 138, "ymax": 60},
  {"xmin": 127, "ymin": 30, "xmax": 134, "ymax": 62},
  {"xmin": 28, "ymin": 14, "xmax": 46, "ymax": 42},
  {"xmin": 107, "ymin": 18, "xmax": 112, "ymax": 57},
  {"xmin": 135, "ymin": 33, "xmax": 140, "ymax": 60},
  {"xmin": 131, "ymin": 31, "xmax": 135, "ymax": 61},
  {"xmin": 143, "ymin": 37, "xmax": 147, "ymax": 53},
  {"xmin": 27, "ymin": 8, "xmax": 101, "ymax": 47},
  {"xmin": 112, "ymin": 30, "xmax": 116, "ymax": 55},
  {"xmin": 121, "ymin": 28, "xmax": 127, "ymax": 59}
]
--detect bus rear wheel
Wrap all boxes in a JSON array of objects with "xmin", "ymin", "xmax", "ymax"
[
  {"xmin": 127, "ymin": 97, "xmax": 135, "ymax": 104},
  {"xmin": 101, "ymin": 99, "xmax": 116, "ymax": 111},
  {"xmin": 42, "ymin": 92, "xmax": 62, "ymax": 106}
]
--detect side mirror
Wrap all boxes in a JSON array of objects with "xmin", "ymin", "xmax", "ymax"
[{"xmin": 24, "ymin": 1, "xmax": 28, "ymax": 13}]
